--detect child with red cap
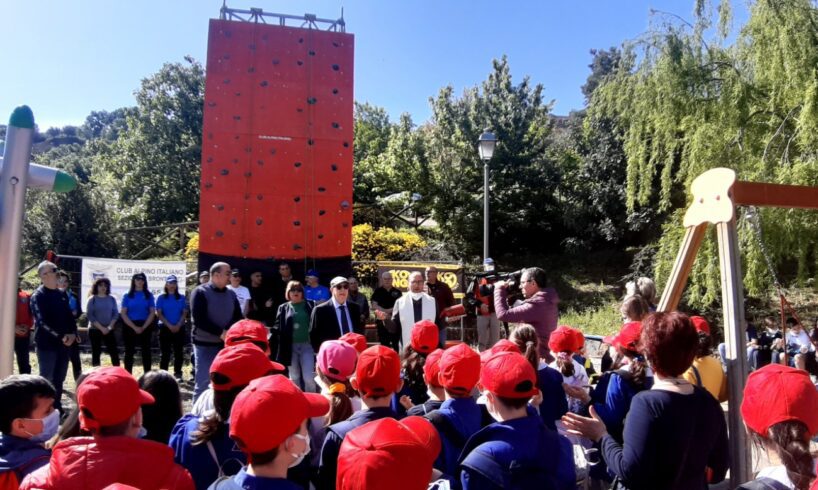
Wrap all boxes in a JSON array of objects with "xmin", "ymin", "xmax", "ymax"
[
  {"xmin": 508, "ymin": 325, "xmax": 568, "ymax": 431},
  {"xmin": 309, "ymin": 340, "xmax": 361, "ymax": 469},
  {"xmin": 425, "ymin": 342, "xmax": 483, "ymax": 478},
  {"xmin": 170, "ymin": 343, "xmax": 284, "ymax": 489},
  {"xmin": 207, "ymin": 375, "xmax": 330, "ymax": 490},
  {"xmin": 21, "ymin": 367, "xmax": 194, "ymax": 490},
  {"xmin": 406, "ymin": 348, "xmax": 446, "ymax": 416},
  {"xmin": 336, "ymin": 416, "xmax": 445, "ymax": 490},
  {"xmin": 460, "ymin": 351, "xmax": 574, "ymax": 489},
  {"xmin": 339, "ymin": 332, "xmax": 368, "ymax": 353},
  {"xmin": 191, "ymin": 319, "xmax": 281, "ymax": 417},
  {"xmin": 681, "ymin": 316, "xmax": 727, "ymax": 401},
  {"xmin": 739, "ymin": 364, "xmax": 818, "ymax": 490},
  {"xmin": 547, "ymin": 325, "xmax": 589, "ymax": 413},
  {"xmin": 316, "ymin": 345, "xmax": 402, "ymax": 490},
  {"xmin": 393, "ymin": 320, "xmax": 440, "ymax": 416}
]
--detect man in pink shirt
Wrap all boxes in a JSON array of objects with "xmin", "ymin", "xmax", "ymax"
[{"xmin": 493, "ymin": 267, "xmax": 559, "ymax": 361}]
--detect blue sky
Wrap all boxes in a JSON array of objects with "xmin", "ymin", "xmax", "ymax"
[{"xmin": 2, "ymin": 1, "xmax": 747, "ymax": 130}]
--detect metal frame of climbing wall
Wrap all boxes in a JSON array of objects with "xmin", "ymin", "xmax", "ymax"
[{"xmin": 198, "ymin": 9, "xmax": 354, "ymax": 279}]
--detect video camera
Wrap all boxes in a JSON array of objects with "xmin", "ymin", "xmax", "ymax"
[{"xmin": 464, "ymin": 269, "xmax": 525, "ymax": 310}]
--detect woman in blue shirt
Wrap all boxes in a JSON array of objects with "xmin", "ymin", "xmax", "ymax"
[
  {"xmin": 156, "ymin": 275, "xmax": 189, "ymax": 380},
  {"xmin": 120, "ymin": 272, "xmax": 156, "ymax": 373}
]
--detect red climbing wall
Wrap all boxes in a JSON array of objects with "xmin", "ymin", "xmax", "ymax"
[{"xmin": 199, "ymin": 19, "xmax": 354, "ymax": 268}]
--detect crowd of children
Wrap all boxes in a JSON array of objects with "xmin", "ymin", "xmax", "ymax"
[{"xmin": 2, "ymin": 303, "xmax": 818, "ymax": 489}]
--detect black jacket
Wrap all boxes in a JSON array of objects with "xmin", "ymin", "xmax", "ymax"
[
  {"xmin": 309, "ymin": 300, "xmax": 363, "ymax": 352},
  {"xmin": 270, "ymin": 301, "xmax": 314, "ymax": 365}
]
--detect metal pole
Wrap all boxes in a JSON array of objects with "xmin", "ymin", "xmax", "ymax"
[
  {"xmin": 716, "ymin": 217, "xmax": 751, "ymax": 487},
  {"xmin": 483, "ymin": 161, "xmax": 489, "ymax": 262},
  {"xmin": 0, "ymin": 107, "xmax": 34, "ymax": 378}
]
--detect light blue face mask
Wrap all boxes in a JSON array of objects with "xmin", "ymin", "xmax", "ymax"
[
  {"xmin": 24, "ymin": 409, "xmax": 60, "ymax": 443},
  {"xmin": 137, "ymin": 426, "xmax": 148, "ymax": 439}
]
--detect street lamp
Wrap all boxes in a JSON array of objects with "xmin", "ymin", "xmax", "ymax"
[{"xmin": 477, "ymin": 129, "xmax": 497, "ymax": 263}]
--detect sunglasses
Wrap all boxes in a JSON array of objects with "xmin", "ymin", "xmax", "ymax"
[{"xmin": 334, "ymin": 284, "xmax": 349, "ymax": 290}]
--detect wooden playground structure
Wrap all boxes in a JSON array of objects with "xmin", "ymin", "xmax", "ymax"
[{"xmin": 658, "ymin": 168, "xmax": 818, "ymax": 485}]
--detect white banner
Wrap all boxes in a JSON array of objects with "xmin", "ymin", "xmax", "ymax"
[{"xmin": 80, "ymin": 257, "xmax": 187, "ymax": 306}]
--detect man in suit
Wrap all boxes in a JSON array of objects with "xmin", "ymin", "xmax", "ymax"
[{"xmin": 309, "ymin": 276, "xmax": 363, "ymax": 352}]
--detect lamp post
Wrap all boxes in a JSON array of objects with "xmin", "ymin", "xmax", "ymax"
[{"xmin": 477, "ymin": 129, "xmax": 497, "ymax": 263}]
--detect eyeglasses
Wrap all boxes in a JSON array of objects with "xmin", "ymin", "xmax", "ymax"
[
  {"xmin": 290, "ymin": 289, "xmax": 303, "ymax": 294},
  {"xmin": 334, "ymin": 284, "xmax": 349, "ymax": 290}
]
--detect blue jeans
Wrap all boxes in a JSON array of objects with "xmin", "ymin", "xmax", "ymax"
[
  {"xmin": 438, "ymin": 325, "xmax": 448, "ymax": 349},
  {"xmin": 193, "ymin": 344, "xmax": 222, "ymax": 401},
  {"xmin": 289, "ymin": 343, "xmax": 316, "ymax": 393},
  {"xmin": 37, "ymin": 345, "xmax": 70, "ymax": 410}
]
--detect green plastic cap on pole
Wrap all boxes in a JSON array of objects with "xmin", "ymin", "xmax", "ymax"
[{"xmin": 8, "ymin": 105, "xmax": 35, "ymax": 129}]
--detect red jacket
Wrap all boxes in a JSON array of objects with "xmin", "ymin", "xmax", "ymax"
[
  {"xmin": 20, "ymin": 436, "xmax": 194, "ymax": 490},
  {"xmin": 16, "ymin": 289, "xmax": 33, "ymax": 337}
]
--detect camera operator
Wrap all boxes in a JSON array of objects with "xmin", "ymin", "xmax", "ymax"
[{"xmin": 493, "ymin": 267, "xmax": 559, "ymax": 362}]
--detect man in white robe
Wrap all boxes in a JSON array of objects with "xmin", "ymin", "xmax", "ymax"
[{"xmin": 391, "ymin": 271, "xmax": 436, "ymax": 350}]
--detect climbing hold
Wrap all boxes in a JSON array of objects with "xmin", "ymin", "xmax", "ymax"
[{"xmin": 294, "ymin": 161, "xmax": 302, "ymax": 168}]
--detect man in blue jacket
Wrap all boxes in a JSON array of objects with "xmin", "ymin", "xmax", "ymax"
[{"xmin": 459, "ymin": 351, "xmax": 575, "ymax": 490}]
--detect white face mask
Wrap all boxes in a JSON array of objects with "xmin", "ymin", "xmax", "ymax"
[
  {"xmin": 289, "ymin": 433, "xmax": 311, "ymax": 468},
  {"xmin": 410, "ymin": 292, "xmax": 424, "ymax": 301},
  {"xmin": 485, "ymin": 396, "xmax": 502, "ymax": 423}
]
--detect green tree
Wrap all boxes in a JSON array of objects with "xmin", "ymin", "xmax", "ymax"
[
  {"xmin": 590, "ymin": 0, "xmax": 818, "ymax": 307},
  {"xmin": 97, "ymin": 57, "xmax": 204, "ymax": 247}
]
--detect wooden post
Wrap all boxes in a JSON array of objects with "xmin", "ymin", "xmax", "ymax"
[
  {"xmin": 716, "ymin": 218, "xmax": 752, "ymax": 486},
  {"xmin": 656, "ymin": 224, "xmax": 707, "ymax": 312}
]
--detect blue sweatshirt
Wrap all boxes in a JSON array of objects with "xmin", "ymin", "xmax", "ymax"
[
  {"xmin": 537, "ymin": 365, "xmax": 568, "ymax": 430},
  {"xmin": 600, "ymin": 387, "xmax": 729, "ymax": 490},
  {"xmin": 31, "ymin": 286, "xmax": 77, "ymax": 350},
  {"xmin": 459, "ymin": 413, "xmax": 575, "ymax": 490},
  {"xmin": 0, "ymin": 434, "xmax": 50, "ymax": 481},
  {"xmin": 169, "ymin": 414, "xmax": 246, "ymax": 490},
  {"xmin": 427, "ymin": 397, "xmax": 484, "ymax": 478},
  {"xmin": 317, "ymin": 406, "xmax": 397, "ymax": 490}
]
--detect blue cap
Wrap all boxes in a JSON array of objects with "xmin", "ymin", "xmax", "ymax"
[
  {"xmin": 306, "ymin": 269, "xmax": 319, "ymax": 278},
  {"xmin": 165, "ymin": 275, "xmax": 178, "ymax": 283}
]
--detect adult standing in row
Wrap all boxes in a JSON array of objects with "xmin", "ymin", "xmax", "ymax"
[
  {"xmin": 156, "ymin": 275, "xmax": 189, "ymax": 380},
  {"xmin": 371, "ymin": 272, "xmax": 402, "ymax": 352},
  {"xmin": 271, "ymin": 262, "xmax": 294, "ymax": 310},
  {"xmin": 392, "ymin": 272, "xmax": 436, "ymax": 351},
  {"xmin": 494, "ymin": 267, "xmax": 559, "ymax": 361},
  {"xmin": 425, "ymin": 266, "xmax": 454, "ymax": 348},
  {"xmin": 347, "ymin": 277, "xmax": 370, "ymax": 326},
  {"xmin": 190, "ymin": 262, "xmax": 243, "ymax": 400},
  {"xmin": 227, "ymin": 269, "xmax": 251, "ymax": 317},
  {"xmin": 309, "ymin": 277, "xmax": 363, "ymax": 353},
  {"xmin": 304, "ymin": 269, "xmax": 331, "ymax": 304},
  {"xmin": 30, "ymin": 261, "xmax": 76, "ymax": 411},
  {"xmin": 247, "ymin": 270, "xmax": 275, "ymax": 324},
  {"xmin": 272, "ymin": 281, "xmax": 316, "ymax": 393},
  {"xmin": 85, "ymin": 277, "xmax": 120, "ymax": 367},
  {"xmin": 57, "ymin": 272, "xmax": 82, "ymax": 383},
  {"xmin": 14, "ymin": 280, "xmax": 34, "ymax": 374},
  {"xmin": 121, "ymin": 272, "xmax": 156, "ymax": 374}
]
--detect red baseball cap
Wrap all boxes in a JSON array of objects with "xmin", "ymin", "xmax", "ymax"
[
  {"xmin": 480, "ymin": 351, "xmax": 538, "ymax": 399},
  {"xmin": 210, "ymin": 343, "xmax": 284, "ymax": 391},
  {"xmin": 230, "ymin": 375, "xmax": 329, "ymax": 454},
  {"xmin": 355, "ymin": 346, "xmax": 401, "ymax": 398},
  {"xmin": 317, "ymin": 340, "xmax": 358, "ymax": 382},
  {"xmin": 225, "ymin": 319, "xmax": 269, "ymax": 348},
  {"xmin": 339, "ymin": 332, "xmax": 368, "ymax": 353},
  {"xmin": 690, "ymin": 316, "xmax": 711, "ymax": 335},
  {"xmin": 480, "ymin": 339, "xmax": 521, "ymax": 364},
  {"xmin": 411, "ymin": 320, "xmax": 439, "ymax": 354},
  {"xmin": 603, "ymin": 321, "xmax": 643, "ymax": 351},
  {"xmin": 741, "ymin": 364, "xmax": 818, "ymax": 436},
  {"xmin": 548, "ymin": 325, "xmax": 575, "ymax": 354},
  {"xmin": 337, "ymin": 416, "xmax": 440, "ymax": 490},
  {"xmin": 439, "ymin": 343, "xmax": 480, "ymax": 395},
  {"xmin": 78, "ymin": 367, "xmax": 155, "ymax": 431},
  {"xmin": 573, "ymin": 329, "xmax": 586, "ymax": 353},
  {"xmin": 423, "ymin": 349, "xmax": 445, "ymax": 388}
]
